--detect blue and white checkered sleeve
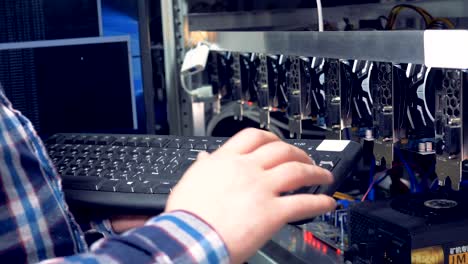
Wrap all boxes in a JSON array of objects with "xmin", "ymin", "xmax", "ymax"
[
  {"xmin": 39, "ymin": 211, "xmax": 231, "ymax": 264},
  {"xmin": 0, "ymin": 85, "xmax": 87, "ymax": 263}
]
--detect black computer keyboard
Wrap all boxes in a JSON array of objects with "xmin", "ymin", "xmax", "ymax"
[{"xmin": 45, "ymin": 134, "xmax": 362, "ymax": 213}]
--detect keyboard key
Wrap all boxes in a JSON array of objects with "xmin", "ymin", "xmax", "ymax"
[
  {"xmin": 134, "ymin": 164, "xmax": 154, "ymax": 173},
  {"xmin": 116, "ymin": 171, "xmax": 132, "ymax": 179},
  {"xmin": 184, "ymin": 150, "xmax": 201, "ymax": 160},
  {"xmin": 76, "ymin": 169, "xmax": 90, "ymax": 177},
  {"xmin": 64, "ymin": 136, "xmax": 76, "ymax": 144},
  {"xmin": 57, "ymin": 164, "xmax": 68, "ymax": 173},
  {"xmin": 116, "ymin": 181, "xmax": 136, "ymax": 193},
  {"xmin": 62, "ymin": 176, "xmax": 102, "ymax": 191},
  {"xmin": 113, "ymin": 137, "xmax": 127, "ymax": 146},
  {"xmin": 133, "ymin": 171, "xmax": 146, "ymax": 181},
  {"xmin": 97, "ymin": 136, "xmax": 116, "ymax": 145},
  {"xmin": 194, "ymin": 144, "xmax": 207, "ymax": 150},
  {"xmin": 136, "ymin": 137, "xmax": 151, "ymax": 147},
  {"xmin": 149, "ymin": 138, "xmax": 169, "ymax": 148},
  {"xmin": 133, "ymin": 181, "xmax": 153, "ymax": 194},
  {"xmin": 144, "ymin": 171, "xmax": 160, "ymax": 179},
  {"xmin": 157, "ymin": 157, "xmax": 169, "ymax": 165},
  {"xmin": 75, "ymin": 158, "xmax": 86, "ymax": 164},
  {"xmin": 98, "ymin": 158, "xmax": 111, "ymax": 166},
  {"xmin": 84, "ymin": 136, "xmax": 99, "ymax": 145},
  {"xmin": 51, "ymin": 156, "xmax": 63, "ymax": 164},
  {"xmin": 105, "ymin": 147, "xmax": 116, "ymax": 154},
  {"xmin": 46, "ymin": 135, "xmax": 63, "ymax": 144},
  {"xmin": 72, "ymin": 136, "xmax": 86, "ymax": 145},
  {"xmin": 166, "ymin": 138, "xmax": 184, "ymax": 148},
  {"xmin": 96, "ymin": 168, "xmax": 110, "ymax": 177},
  {"xmin": 63, "ymin": 169, "xmax": 77, "ymax": 177},
  {"xmin": 119, "ymin": 164, "xmax": 132, "ymax": 171},
  {"xmin": 92, "ymin": 147, "xmax": 105, "ymax": 154},
  {"xmin": 61, "ymin": 157, "xmax": 74, "ymax": 164},
  {"xmin": 318, "ymin": 157, "xmax": 340, "ymax": 167},
  {"xmin": 124, "ymin": 160, "xmax": 137, "ymax": 166},
  {"xmin": 117, "ymin": 146, "xmax": 132, "ymax": 155},
  {"xmin": 318, "ymin": 162, "xmax": 333, "ymax": 171},
  {"xmin": 101, "ymin": 173, "xmax": 116, "ymax": 180},
  {"xmin": 87, "ymin": 157, "xmax": 98, "ymax": 165},
  {"xmin": 125, "ymin": 137, "xmax": 140, "ymax": 147},
  {"xmin": 152, "ymin": 184, "xmax": 172, "ymax": 194},
  {"xmin": 84, "ymin": 169, "xmax": 97, "ymax": 177},
  {"xmin": 181, "ymin": 143, "xmax": 194, "ymax": 149},
  {"xmin": 47, "ymin": 144, "xmax": 60, "ymax": 151},
  {"xmin": 208, "ymin": 145, "xmax": 221, "ymax": 151},
  {"xmin": 99, "ymin": 179, "xmax": 120, "ymax": 192},
  {"xmin": 107, "ymin": 167, "xmax": 121, "ymax": 174}
]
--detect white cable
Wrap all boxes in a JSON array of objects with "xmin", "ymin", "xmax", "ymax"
[
  {"xmin": 180, "ymin": 74, "xmax": 195, "ymax": 96},
  {"xmin": 180, "ymin": 41, "xmax": 212, "ymax": 97},
  {"xmin": 316, "ymin": 0, "xmax": 324, "ymax": 32}
]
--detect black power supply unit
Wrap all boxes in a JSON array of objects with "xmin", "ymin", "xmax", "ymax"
[{"xmin": 348, "ymin": 191, "xmax": 468, "ymax": 264}]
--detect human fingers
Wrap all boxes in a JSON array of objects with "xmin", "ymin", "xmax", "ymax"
[
  {"xmin": 110, "ymin": 215, "xmax": 151, "ymax": 233},
  {"xmin": 217, "ymin": 128, "xmax": 280, "ymax": 155},
  {"xmin": 246, "ymin": 141, "xmax": 314, "ymax": 170},
  {"xmin": 265, "ymin": 162, "xmax": 333, "ymax": 194},
  {"xmin": 276, "ymin": 194, "xmax": 336, "ymax": 223},
  {"xmin": 197, "ymin": 151, "xmax": 210, "ymax": 160}
]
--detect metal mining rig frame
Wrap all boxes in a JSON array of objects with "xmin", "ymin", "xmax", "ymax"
[{"xmin": 160, "ymin": 0, "xmax": 468, "ymax": 191}]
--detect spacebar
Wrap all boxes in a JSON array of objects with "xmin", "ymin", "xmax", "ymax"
[
  {"xmin": 63, "ymin": 189, "xmax": 168, "ymax": 213},
  {"xmin": 62, "ymin": 176, "xmax": 102, "ymax": 191}
]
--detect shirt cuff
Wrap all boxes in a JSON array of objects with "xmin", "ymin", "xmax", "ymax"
[{"xmin": 146, "ymin": 210, "xmax": 230, "ymax": 264}]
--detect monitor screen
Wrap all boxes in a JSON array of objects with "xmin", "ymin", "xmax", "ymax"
[
  {"xmin": 101, "ymin": 0, "xmax": 146, "ymax": 133},
  {"xmin": 0, "ymin": 36, "xmax": 138, "ymax": 137},
  {"xmin": 0, "ymin": 0, "xmax": 100, "ymax": 43}
]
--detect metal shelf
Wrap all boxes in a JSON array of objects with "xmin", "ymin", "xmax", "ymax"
[
  {"xmin": 188, "ymin": 0, "xmax": 468, "ymax": 31},
  {"xmin": 206, "ymin": 30, "xmax": 468, "ymax": 69}
]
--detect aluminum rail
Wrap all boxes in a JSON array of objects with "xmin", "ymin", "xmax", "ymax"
[
  {"xmin": 205, "ymin": 30, "xmax": 468, "ymax": 69},
  {"xmin": 188, "ymin": 0, "xmax": 468, "ymax": 31}
]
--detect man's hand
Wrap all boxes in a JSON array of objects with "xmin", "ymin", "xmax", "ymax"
[
  {"xmin": 110, "ymin": 216, "xmax": 150, "ymax": 233},
  {"xmin": 165, "ymin": 128, "xmax": 336, "ymax": 264}
]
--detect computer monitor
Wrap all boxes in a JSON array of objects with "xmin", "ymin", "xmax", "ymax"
[
  {"xmin": 98, "ymin": 0, "xmax": 159, "ymax": 134},
  {"xmin": 101, "ymin": 0, "xmax": 146, "ymax": 133},
  {"xmin": 0, "ymin": 36, "xmax": 139, "ymax": 136},
  {"xmin": 0, "ymin": 0, "xmax": 100, "ymax": 43}
]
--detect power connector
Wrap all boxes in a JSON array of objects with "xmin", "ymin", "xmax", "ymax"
[
  {"xmin": 181, "ymin": 43, "xmax": 210, "ymax": 76},
  {"xmin": 180, "ymin": 42, "xmax": 212, "ymax": 98},
  {"xmin": 192, "ymin": 85, "xmax": 213, "ymax": 98}
]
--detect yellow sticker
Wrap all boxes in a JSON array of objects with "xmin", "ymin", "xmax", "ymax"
[
  {"xmin": 412, "ymin": 246, "xmax": 444, "ymax": 264},
  {"xmin": 450, "ymin": 253, "xmax": 468, "ymax": 264}
]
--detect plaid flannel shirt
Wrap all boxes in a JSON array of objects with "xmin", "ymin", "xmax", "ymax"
[{"xmin": 0, "ymin": 85, "xmax": 229, "ymax": 264}]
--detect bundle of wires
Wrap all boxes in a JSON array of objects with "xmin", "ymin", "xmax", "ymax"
[
  {"xmin": 361, "ymin": 170, "xmax": 389, "ymax": 202},
  {"xmin": 428, "ymin": 18, "xmax": 456, "ymax": 29},
  {"xmin": 360, "ymin": 151, "xmax": 440, "ymax": 201},
  {"xmin": 393, "ymin": 148, "xmax": 419, "ymax": 193},
  {"xmin": 384, "ymin": 4, "xmax": 455, "ymax": 30}
]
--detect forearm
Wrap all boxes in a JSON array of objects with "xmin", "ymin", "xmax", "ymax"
[{"xmin": 39, "ymin": 211, "xmax": 230, "ymax": 264}]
